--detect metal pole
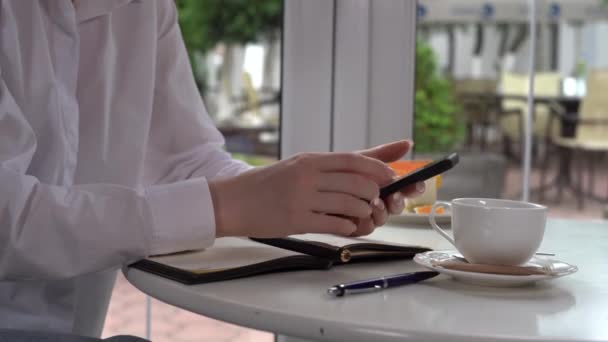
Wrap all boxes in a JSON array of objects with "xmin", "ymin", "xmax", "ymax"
[{"xmin": 523, "ymin": 0, "xmax": 537, "ymax": 202}]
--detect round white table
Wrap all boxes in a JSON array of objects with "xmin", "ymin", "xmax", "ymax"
[{"xmin": 125, "ymin": 219, "xmax": 608, "ymax": 342}]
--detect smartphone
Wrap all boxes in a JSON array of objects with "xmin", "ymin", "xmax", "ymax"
[{"xmin": 379, "ymin": 152, "xmax": 459, "ymax": 199}]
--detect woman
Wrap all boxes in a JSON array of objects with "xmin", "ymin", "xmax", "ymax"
[{"xmin": 0, "ymin": 0, "xmax": 423, "ymax": 336}]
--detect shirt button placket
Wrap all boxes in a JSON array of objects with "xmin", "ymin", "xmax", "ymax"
[{"xmin": 51, "ymin": 0, "xmax": 81, "ymax": 186}]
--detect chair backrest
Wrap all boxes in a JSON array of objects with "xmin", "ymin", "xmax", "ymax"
[
  {"xmin": 577, "ymin": 69, "xmax": 608, "ymax": 141},
  {"xmin": 501, "ymin": 72, "xmax": 561, "ymax": 109},
  {"xmin": 500, "ymin": 72, "xmax": 527, "ymax": 112},
  {"xmin": 535, "ymin": 73, "xmax": 563, "ymax": 96},
  {"xmin": 533, "ymin": 73, "xmax": 562, "ymax": 138},
  {"xmin": 452, "ymin": 78, "xmax": 497, "ymax": 95},
  {"xmin": 499, "ymin": 72, "xmax": 561, "ymax": 139},
  {"xmin": 452, "ymin": 78, "xmax": 499, "ymax": 122}
]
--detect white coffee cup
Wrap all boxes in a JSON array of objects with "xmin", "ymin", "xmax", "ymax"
[{"xmin": 429, "ymin": 198, "xmax": 547, "ymax": 266}]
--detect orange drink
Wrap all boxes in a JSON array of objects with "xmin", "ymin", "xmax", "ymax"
[{"xmin": 387, "ymin": 160, "xmax": 441, "ymax": 213}]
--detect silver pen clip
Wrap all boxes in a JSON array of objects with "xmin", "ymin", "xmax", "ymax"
[
  {"xmin": 344, "ymin": 284, "xmax": 383, "ymax": 295},
  {"xmin": 327, "ymin": 283, "xmax": 384, "ymax": 297}
]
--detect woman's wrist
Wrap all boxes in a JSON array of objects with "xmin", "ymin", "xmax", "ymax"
[{"xmin": 208, "ymin": 177, "xmax": 245, "ymax": 238}]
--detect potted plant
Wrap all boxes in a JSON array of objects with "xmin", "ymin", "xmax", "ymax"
[
  {"xmin": 414, "ymin": 39, "xmax": 507, "ymax": 200},
  {"xmin": 414, "ymin": 39, "xmax": 464, "ymax": 153},
  {"xmin": 176, "ymin": 0, "xmax": 282, "ymax": 159},
  {"xmin": 176, "ymin": 0, "xmax": 282, "ymax": 99}
]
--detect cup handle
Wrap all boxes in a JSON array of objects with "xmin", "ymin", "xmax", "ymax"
[{"xmin": 429, "ymin": 201, "xmax": 455, "ymax": 247}]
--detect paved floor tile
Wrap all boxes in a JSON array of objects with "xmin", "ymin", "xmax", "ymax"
[{"xmin": 102, "ymin": 274, "xmax": 273, "ymax": 341}]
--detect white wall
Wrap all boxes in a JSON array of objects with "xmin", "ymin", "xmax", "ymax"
[{"xmin": 587, "ymin": 22, "xmax": 608, "ymax": 69}]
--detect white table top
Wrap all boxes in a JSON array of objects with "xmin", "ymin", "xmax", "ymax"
[{"xmin": 125, "ymin": 219, "xmax": 608, "ymax": 342}]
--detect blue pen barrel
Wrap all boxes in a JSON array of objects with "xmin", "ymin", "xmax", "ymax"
[
  {"xmin": 346, "ymin": 279, "xmax": 387, "ymax": 290},
  {"xmin": 386, "ymin": 271, "xmax": 439, "ymax": 287},
  {"xmin": 328, "ymin": 271, "xmax": 439, "ymax": 297}
]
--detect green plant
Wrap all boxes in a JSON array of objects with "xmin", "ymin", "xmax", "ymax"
[
  {"xmin": 414, "ymin": 39, "xmax": 464, "ymax": 153},
  {"xmin": 178, "ymin": 0, "xmax": 281, "ymax": 53},
  {"xmin": 574, "ymin": 60, "xmax": 587, "ymax": 78},
  {"xmin": 177, "ymin": 0, "xmax": 282, "ymax": 89}
]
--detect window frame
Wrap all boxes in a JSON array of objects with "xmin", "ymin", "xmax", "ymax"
[{"xmin": 281, "ymin": 0, "xmax": 417, "ymax": 156}]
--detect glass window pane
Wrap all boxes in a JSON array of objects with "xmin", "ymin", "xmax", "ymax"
[
  {"xmin": 414, "ymin": 0, "xmax": 608, "ymax": 221},
  {"xmin": 413, "ymin": 1, "xmax": 525, "ymax": 205},
  {"xmin": 532, "ymin": 0, "xmax": 608, "ymax": 220},
  {"xmin": 179, "ymin": 0, "xmax": 282, "ymax": 167}
]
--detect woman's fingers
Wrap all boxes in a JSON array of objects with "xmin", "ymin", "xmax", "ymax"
[
  {"xmin": 350, "ymin": 217, "xmax": 375, "ymax": 237},
  {"xmin": 351, "ymin": 199, "xmax": 387, "ymax": 237},
  {"xmin": 315, "ymin": 153, "xmax": 394, "ymax": 184},
  {"xmin": 384, "ymin": 182, "xmax": 425, "ymax": 214},
  {"xmin": 358, "ymin": 140, "xmax": 412, "ymax": 163},
  {"xmin": 211, "ymin": 146, "xmax": 430, "ymax": 239},
  {"xmin": 312, "ymin": 193, "xmax": 372, "ymax": 219},
  {"xmin": 371, "ymin": 198, "xmax": 388, "ymax": 226},
  {"xmin": 316, "ymin": 172, "xmax": 379, "ymax": 201},
  {"xmin": 307, "ymin": 213, "xmax": 357, "ymax": 236},
  {"xmin": 400, "ymin": 181, "xmax": 426, "ymax": 196},
  {"xmin": 385, "ymin": 192, "xmax": 405, "ymax": 215}
]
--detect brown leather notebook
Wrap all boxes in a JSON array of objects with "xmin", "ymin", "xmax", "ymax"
[
  {"xmin": 251, "ymin": 234, "xmax": 430, "ymax": 264},
  {"xmin": 130, "ymin": 235, "xmax": 430, "ymax": 285}
]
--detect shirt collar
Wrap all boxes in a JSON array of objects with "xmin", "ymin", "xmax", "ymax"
[{"xmin": 76, "ymin": 0, "xmax": 135, "ymax": 23}]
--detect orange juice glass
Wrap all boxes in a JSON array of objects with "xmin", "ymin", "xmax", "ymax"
[{"xmin": 388, "ymin": 160, "xmax": 431, "ymax": 177}]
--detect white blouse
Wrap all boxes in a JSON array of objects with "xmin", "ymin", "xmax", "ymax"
[{"xmin": 0, "ymin": 0, "xmax": 249, "ymax": 333}]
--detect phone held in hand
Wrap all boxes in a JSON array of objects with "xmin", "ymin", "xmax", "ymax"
[{"xmin": 380, "ymin": 153, "xmax": 459, "ymax": 199}]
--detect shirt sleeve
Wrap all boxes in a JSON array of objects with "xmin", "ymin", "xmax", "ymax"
[
  {"xmin": 0, "ymin": 71, "xmax": 156, "ymax": 281},
  {"xmin": 0, "ymin": 2, "xmax": 251, "ymax": 281},
  {"xmin": 142, "ymin": 0, "xmax": 252, "ymax": 255}
]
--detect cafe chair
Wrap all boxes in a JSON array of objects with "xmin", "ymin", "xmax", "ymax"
[
  {"xmin": 540, "ymin": 69, "xmax": 608, "ymax": 208},
  {"xmin": 452, "ymin": 78, "xmax": 499, "ymax": 150},
  {"xmin": 497, "ymin": 72, "xmax": 561, "ymax": 162}
]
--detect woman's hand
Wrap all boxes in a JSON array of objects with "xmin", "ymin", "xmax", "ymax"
[
  {"xmin": 209, "ymin": 140, "xmax": 424, "ymax": 238},
  {"xmin": 209, "ymin": 150, "xmax": 395, "ymax": 237},
  {"xmin": 350, "ymin": 140, "xmax": 425, "ymax": 236}
]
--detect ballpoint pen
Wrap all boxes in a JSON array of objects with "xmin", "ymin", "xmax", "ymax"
[{"xmin": 327, "ymin": 271, "xmax": 439, "ymax": 297}]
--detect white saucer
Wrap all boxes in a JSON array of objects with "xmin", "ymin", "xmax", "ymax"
[
  {"xmin": 388, "ymin": 212, "xmax": 451, "ymax": 225},
  {"xmin": 414, "ymin": 250, "xmax": 578, "ymax": 287}
]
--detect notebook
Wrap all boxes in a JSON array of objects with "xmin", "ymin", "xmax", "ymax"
[{"xmin": 130, "ymin": 234, "xmax": 431, "ymax": 285}]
